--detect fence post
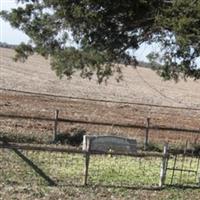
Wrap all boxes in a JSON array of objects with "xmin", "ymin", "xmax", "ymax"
[
  {"xmin": 83, "ymin": 139, "xmax": 91, "ymax": 186},
  {"xmin": 144, "ymin": 117, "xmax": 150, "ymax": 151},
  {"xmin": 159, "ymin": 142, "xmax": 169, "ymax": 187},
  {"xmin": 84, "ymin": 151, "xmax": 90, "ymax": 186},
  {"xmin": 54, "ymin": 109, "xmax": 59, "ymax": 141}
]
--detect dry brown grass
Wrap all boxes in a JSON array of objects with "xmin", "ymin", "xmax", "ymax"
[{"xmin": 1, "ymin": 47, "xmax": 200, "ymax": 107}]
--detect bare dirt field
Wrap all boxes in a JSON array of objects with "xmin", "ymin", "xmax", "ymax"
[{"xmin": 1, "ymin": 47, "xmax": 200, "ymax": 145}]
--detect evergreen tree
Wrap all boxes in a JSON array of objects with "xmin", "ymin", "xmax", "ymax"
[{"xmin": 1, "ymin": 0, "xmax": 200, "ymax": 82}]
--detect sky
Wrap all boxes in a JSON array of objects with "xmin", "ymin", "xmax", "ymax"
[
  {"xmin": 0, "ymin": 0, "xmax": 159, "ymax": 62},
  {"xmin": 0, "ymin": 0, "xmax": 30, "ymax": 44}
]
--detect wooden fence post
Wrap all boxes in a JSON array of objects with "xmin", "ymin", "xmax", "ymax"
[
  {"xmin": 144, "ymin": 117, "xmax": 150, "ymax": 151},
  {"xmin": 54, "ymin": 109, "xmax": 59, "ymax": 141},
  {"xmin": 159, "ymin": 142, "xmax": 169, "ymax": 187}
]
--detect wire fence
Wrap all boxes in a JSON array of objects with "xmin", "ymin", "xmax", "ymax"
[
  {"xmin": 0, "ymin": 148, "xmax": 84, "ymax": 186},
  {"xmin": 1, "ymin": 87, "xmax": 200, "ymax": 111},
  {"xmin": 0, "ymin": 110, "xmax": 200, "ymax": 148},
  {"xmin": 88, "ymin": 154, "xmax": 161, "ymax": 187},
  {"xmin": 166, "ymin": 153, "xmax": 200, "ymax": 187},
  {"xmin": 0, "ymin": 142, "xmax": 200, "ymax": 188},
  {"xmin": 0, "ymin": 142, "xmax": 163, "ymax": 188}
]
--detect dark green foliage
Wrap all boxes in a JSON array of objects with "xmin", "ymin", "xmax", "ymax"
[
  {"xmin": 1, "ymin": 0, "xmax": 200, "ymax": 82},
  {"xmin": 52, "ymin": 128, "xmax": 86, "ymax": 146},
  {"xmin": 0, "ymin": 42, "xmax": 17, "ymax": 49},
  {"xmin": 154, "ymin": 0, "xmax": 200, "ymax": 81},
  {"xmin": 145, "ymin": 142, "xmax": 163, "ymax": 152}
]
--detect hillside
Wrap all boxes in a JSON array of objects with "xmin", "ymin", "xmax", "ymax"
[
  {"xmin": 1, "ymin": 47, "xmax": 200, "ymax": 146},
  {"xmin": 1, "ymin": 47, "xmax": 200, "ymax": 108}
]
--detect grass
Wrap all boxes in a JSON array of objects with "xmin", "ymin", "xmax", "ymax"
[
  {"xmin": 0, "ymin": 184, "xmax": 200, "ymax": 200},
  {"xmin": 0, "ymin": 131, "xmax": 53, "ymax": 144},
  {"xmin": 165, "ymin": 155, "xmax": 200, "ymax": 186},
  {"xmin": 1, "ymin": 148, "xmax": 200, "ymax": 199},
  {"xmin": 89, "ymin": 155, "xmax": 160, "ymax": 186},
  {"xmin": 0, "ymin": 149, "xmax": 161, "ymax": 187}
]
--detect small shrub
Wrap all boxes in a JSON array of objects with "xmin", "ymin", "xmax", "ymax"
[
  {"xmin": 191, "ymin": 144, "xmax": 200, "ymax": 155},
  {"xmin": 145, "ymin": 142, "xmax": 163, "ymax": 152},
  {"xmin": 52, "ymin": 128, "xmax": 86, "ymax": 146}
]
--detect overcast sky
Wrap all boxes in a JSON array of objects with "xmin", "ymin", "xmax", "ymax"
[
  {"xmin": 0, "ymin": 0, "xmax": 159, "ymax": 62},
  {"xmin": 0, "ymin": 0, "xmax": 30, "ymax": 44}
]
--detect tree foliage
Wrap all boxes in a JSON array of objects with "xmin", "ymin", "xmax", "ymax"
[{"xmin": 1, "ymin": 0, "xmax": 200, "ymax": 82}]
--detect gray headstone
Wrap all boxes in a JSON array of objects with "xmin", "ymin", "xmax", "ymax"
[{"xmin": 83, "ymin": 135, "xmax": 137, "ymax": 154}]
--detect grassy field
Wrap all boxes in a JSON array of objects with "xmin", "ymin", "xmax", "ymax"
[
  {"xmin": 0, "ymin": 149, "xmax": 161, "ymax": 187},
  {"xmin": 1, "ymin": 147, "xmax": 200, "ymax": 200}
]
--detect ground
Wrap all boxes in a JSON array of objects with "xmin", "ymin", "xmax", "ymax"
[
  {"xmin": 1, "ymin": 184, "xmax": 200, "ymax": 200},
  {"xmin": 1, "ymin": 90, "xmax": 200, "ymax": 146},
  {"xmin": 1, "ymin": 47, "xmax": 200, "ymax": 145},
  {"xmin": 1, "ymin": 47, "xmax": 200, "ymax": 199},
  {"xmin": 1, "ymin": 150, "xmax": 200, "ymax": 199}
]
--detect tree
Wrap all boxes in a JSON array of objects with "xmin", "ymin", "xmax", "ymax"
[{"xmin": 1, "ymin": 0, "xmax": 200, "ymax": 82}]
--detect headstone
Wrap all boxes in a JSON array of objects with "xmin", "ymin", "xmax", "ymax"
[{"xmin": 83, "ymin": 135, "xmax": 137, "ymax": 154}]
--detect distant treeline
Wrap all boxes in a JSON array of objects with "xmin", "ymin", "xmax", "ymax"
[
  {"xmin": 139, "ymin": 60, "xmax": 162, "ymax": 70},
  {"xmin": 0, "ymin": 42, "xmax": 17, "ymax": 49},
  {"xmin": 138, "ymin": 61, "xmax": 152, "ymax": 69}
]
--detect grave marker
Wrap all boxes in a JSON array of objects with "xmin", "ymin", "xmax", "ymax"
[{"xmin": 83, "ymin": 135, "xmax": 137, "ymax": 154}]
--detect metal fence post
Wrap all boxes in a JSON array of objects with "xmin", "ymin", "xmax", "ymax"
[
  {"xmin": 144, "ymin": 117, "xmax": 150, "ymax": 150},
  {"xmin": 83, "ymin": 139, "xmax": 91, "ymax": 186},
  {"xmin": 53, "ymin": 109, "xmax": 59, "ymax": 140},
  {"xmin": 159, "ymin": 142, "xmax": 169, "ymax": 187},
  {"xmin": 84, "ymin": 151, "xmax": 90, "ymax": 186}
]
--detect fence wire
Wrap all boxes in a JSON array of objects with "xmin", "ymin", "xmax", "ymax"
[
  {"xmin": 166, "ymin": 154, "xmax": 200, "ymax": 186},
  {"xmin": 1, "ymin": 117, "xmax": 200, "ymax": 151},
  {"xmin": 88, "ymin": 155, "xmax": 161, "ymax": 187},
  {"xmin": 0, "ymin": 148, "xmax": 84, "ymax": 186},
  {"xmin": 1, "ymin": 145, "xmax": 200, "ymax": 188},
  {"xmin": 1, "ymin": 147, "xmax": 162, "ymax": 188}
]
